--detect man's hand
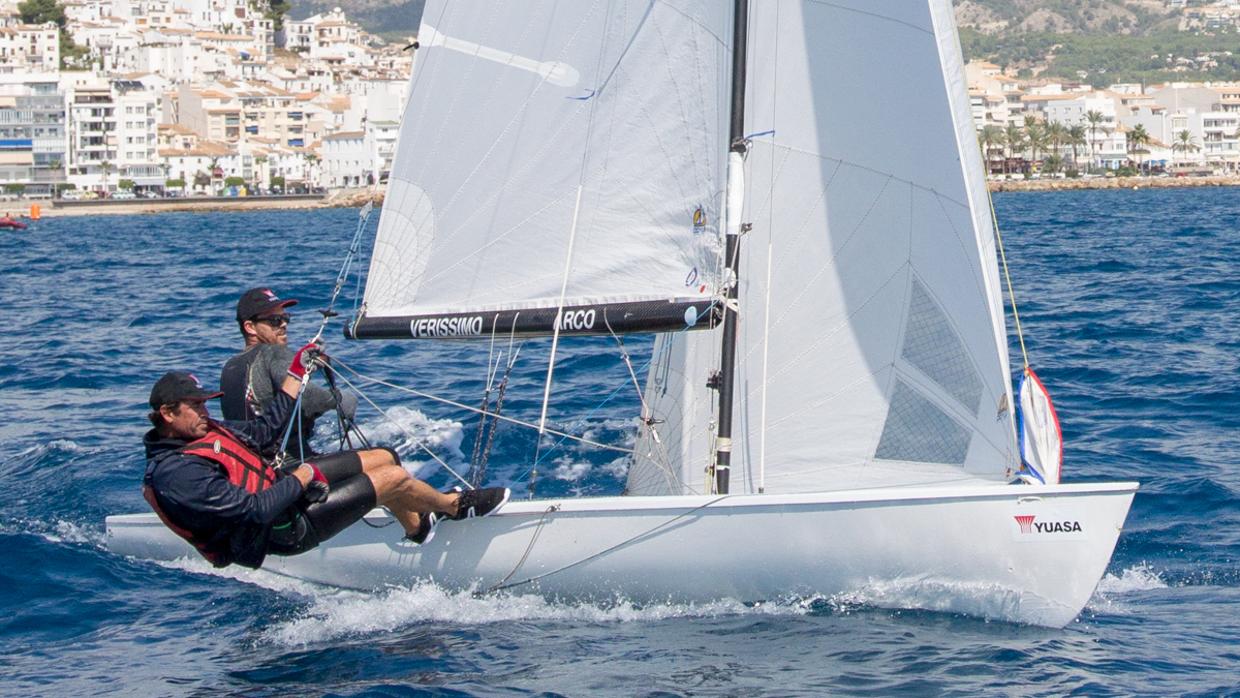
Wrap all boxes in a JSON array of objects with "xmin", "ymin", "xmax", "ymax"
[
  {"xmin": 288, "ymin": 341, "xmax": 325, "ymax": 381},
  {"xmin": 296, "ymin": 462, "xmax": 330, "ymax": 504}
]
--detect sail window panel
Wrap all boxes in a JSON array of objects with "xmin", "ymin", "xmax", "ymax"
[
  {"xmin": 363, "ymin": 0, "xmax": 730, "ymax": 322},
  {"xmin": 904, "ymin": 186, "xmax": 1012, "ymax": 429},
  {"xmin": 875, "ymin": 380, "xmax": 971, "ymax": 465},
  {"xmin": 901, "ymin": 278, "xmax": 985, "ymax": 415}
]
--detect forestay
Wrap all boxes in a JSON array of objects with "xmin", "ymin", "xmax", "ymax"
[
  {"xmin": 351, "ymin": 0, "xmax": 732, "ymax": 340},
  {"xmin": 629, "ymin": 0, "xmax": 1019, "ymax": 495}
]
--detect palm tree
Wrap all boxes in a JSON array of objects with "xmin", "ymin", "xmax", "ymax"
[
  {"xmin": 1067, "ymin": 124, "xmax": 1088, "ymax": 171},
  {"xmin": 1084, "ymin": 110, "xmax": 1105, "ymax": 171},
  {"xmin": 1024, "ymin": 115, "xmax": 1047, "ymax": 171},
  {"xmin": 1004, "ymin": 122, "xmax": 1026, "ymax": 175},
  {"xmin": 99, "ymin": 160, "xmax": 114, "ymax": 191},
  {"xmin": 1127, "ymin": 124, "xmax": 1151, "ymax": 174},
  {"xmin": 1172, "ymin": 129, "xmax": 1200, "ymax": 163},
  {"xmin": 978, "ymin": 125, "xmax": 1005, "ymax": 174},
  {"xmin": 1046, "ymin": 121, "xmax": 1068, "ymax": 161}
]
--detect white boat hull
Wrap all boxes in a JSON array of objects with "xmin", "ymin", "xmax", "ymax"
[{"xmin": 107, "ymin": 481, "xmax": 1136, "ymax": 627}]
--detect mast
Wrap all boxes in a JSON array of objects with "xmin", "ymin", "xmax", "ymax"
[{"xmin": 713, "ymin": 0, "xmax": 750, "ymax": 495}]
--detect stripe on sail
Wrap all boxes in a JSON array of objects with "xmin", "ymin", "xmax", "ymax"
[{"xmin": 346, "ymin": 299, "xmax": 719, "ymax": 340}]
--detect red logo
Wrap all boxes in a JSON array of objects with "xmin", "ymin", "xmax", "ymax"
[
  {"xmin": 1014, "ymin": 515, "xmax": 1036, "ymax": 534},
  {"xmin": 188, "ymin": 373, "xmax": 203, "ymax": 388}
]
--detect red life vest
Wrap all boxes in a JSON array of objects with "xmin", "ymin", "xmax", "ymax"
[
  {"xmin": 143, "ymin": 423, "xmax": 279, "ymax": 566},
  {"xmin": 180, "ymin": 423, "xmax": 278, "ymax": 494}
]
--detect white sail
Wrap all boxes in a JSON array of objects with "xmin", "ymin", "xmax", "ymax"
[
  {"xmin": 356, "ymin": 0, "xmax": 732, "ymax": 339},
  {"xmin": 630, "ymin": 0, "xmax": 1018, "ymax": 495}
]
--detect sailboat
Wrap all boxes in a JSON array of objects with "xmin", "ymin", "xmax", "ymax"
[{"xmin": 108, "ymin": 0, "xmax": 1137, "ymax": 627}]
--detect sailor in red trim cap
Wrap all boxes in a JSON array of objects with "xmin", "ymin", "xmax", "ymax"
[
  {"xmin": 142, "ymin": 346, "xmax": 510, "ymax": 569},
  {"xmin": 220, "ymin": 287, "xmax": 355, "ymax": 458}
]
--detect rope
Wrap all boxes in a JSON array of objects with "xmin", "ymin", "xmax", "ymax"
[
  {"xmin": 331, "ymin": 357, "xmax": 634, "ymax": 456},
  {"xmin": 312, "ymin": 201, "xmax": 374, "ymax": 344},
  {"xmin": 485, "ymin": 503, "xmax": 560, "ymax": 593},
  {"xmin": 329, "ymin": 362, "xmax": 474, "ymax": 489},
  {"xmin": 986, "ymin": 191, "xmax": 1030, "ymax": 370},
  {"xmin": 486, "ymin": 495, "xmax": 728, "ymax": 593}
]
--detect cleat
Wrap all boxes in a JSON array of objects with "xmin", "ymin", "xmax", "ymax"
[
  {"xmin": 452, "ymin": 487, "xmax": 510, "ymax": 520},
  {"xmin": 403, "ymin": 511, "xmax": 440, "ymax": 545}
]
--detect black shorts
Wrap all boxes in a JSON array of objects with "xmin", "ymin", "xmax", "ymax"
[{"xmin": 267, "ymin": 450, "xmax": 378, "ymax": 557}]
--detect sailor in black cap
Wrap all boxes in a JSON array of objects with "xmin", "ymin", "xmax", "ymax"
[{"xmin": 142, "ymin": 351, "xmax": 511, "ymax": 568}]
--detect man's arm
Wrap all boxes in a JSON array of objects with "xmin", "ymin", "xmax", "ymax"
[
  {"xmin": 153, "ymin": 455, "xmax": 309, "ymax": 528},
  {"xmin": 264, "ymin": 344, "xmax": 338, "ymax": 418},
  {"xmin": 224, "ymin": 343, "xmax": 323, "ymax": 450}
]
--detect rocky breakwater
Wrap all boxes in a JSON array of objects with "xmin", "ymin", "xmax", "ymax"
[
  {"xmin": 989, "ymin": 175, "xmax": 1240, "ymax": 192},
  {"xmin": 324, "ymin": 188, "xmax": 384, "ymax": 208}
]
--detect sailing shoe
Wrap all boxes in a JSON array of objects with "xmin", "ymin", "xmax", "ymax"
[
  {"xmin": 404, "ymin": 512, "xmax": 440, "ymax": 545},
  {"xmin": 452, "ymin": 487, "xmax": 511, "ymax": 520}
]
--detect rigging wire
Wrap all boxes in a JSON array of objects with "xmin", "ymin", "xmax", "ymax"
[
  {"xmin": 330, "ymin": 356, "xmax": 634, "ymax": 456},
  {"xmin": 329, "ymin": 364, "xmax": 474, "ymax": 489},
  {"xmin": 986, "ymin": 192, "xmax": 1030, "ymax": 371},
  {"xmin": 486, "ymin": 495, "xmax": 729, "ymax": 593}
]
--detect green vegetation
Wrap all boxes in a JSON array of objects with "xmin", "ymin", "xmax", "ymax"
[
  {"xmin": 270, "ymin": 175, "xmax": 285, "ymax": 189},
  {"xmin": 17, "ymin": 0, "xmax": 91, "ymax": 69},
  {"xmin": 961, "ymin": 29, "xmax": 1240, "ymax": 86},
  {"xmin": 4, "ymin": 183, "xmax": 27, "ymax": 195},
  {"xmin": 166, "ymin": 178, "xmax": 186, "ymax": 189},
  {"xmin": 223, "ymin": 176, "xmax": 246, "ymax": 188},
  {"xmin": 256, "ymin": 0, "xmax": 292, "ymax": 33},
  {"xmin": 118, "ymin": 179, "xmax": 135, "ymax": 190}
]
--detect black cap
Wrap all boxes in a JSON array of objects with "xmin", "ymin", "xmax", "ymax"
[
  {"xmin": 149, "ymin": 371, "xmax": 223, "ymax": 409},
  {"xmin": 236, "ymin": 287, "xmax": 298, "ymax": 322}
]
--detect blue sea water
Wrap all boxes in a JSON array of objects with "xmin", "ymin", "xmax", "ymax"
[{"xmin": 0, "ymin": 188, "xmax": 1237, "ymax": 696}]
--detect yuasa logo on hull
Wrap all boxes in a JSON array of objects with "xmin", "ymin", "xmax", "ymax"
[
  {"xmin": 1011, "ymin": 513, "xmax": 1086, "ymax": 541},
  {"xmin": 410, "ymin": 316, "xmax": 484, "ymax": 338}
]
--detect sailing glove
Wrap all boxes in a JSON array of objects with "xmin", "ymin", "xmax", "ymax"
[
  {"xmin": 288, "ymin": 341, "xmax": 325, "ymax": 380},
  {"xmin": 301, "ymin": 462, "xmax": 330, "ymax": 504}
]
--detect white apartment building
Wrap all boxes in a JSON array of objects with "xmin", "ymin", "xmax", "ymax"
[
  {"xmin": 0, "ymin": 72, "xmax": 67, "ymax": 195},
  {"xmin": 0, "ymin": 22, "xmax": 60, "ymax": 73},
  {"xmin": 321, "ymin": 130, "xmax": 368, "ymax": 187},
  {"xmin": 63, "ymin": 73, "xmax": 161, "ymax": 192}
]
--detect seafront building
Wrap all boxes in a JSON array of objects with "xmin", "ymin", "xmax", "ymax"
[
  {"xmin": 0, "ymin": 1, "xmax": 409, "ymax": 198},
  {"xmin": 3, "ymin": 2, "xmax": 1240, "ymax": 199}
]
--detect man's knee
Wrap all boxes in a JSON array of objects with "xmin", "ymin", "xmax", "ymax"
[
  {"xmin": 366, "ymin": 462, "xmax": 414, "ymax": 499},
  {"xmin": 358, "ymin": 446, "xmax": 401, "ymax": 471}
]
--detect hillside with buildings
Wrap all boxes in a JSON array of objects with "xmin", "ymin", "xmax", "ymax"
[
  {"xmin": 0, "ymin": 1, "xmax": 410, "ymax": 199},
  {"xmin": 1, "ymin": 1, "xmax": 1239, "ymax": 206}
]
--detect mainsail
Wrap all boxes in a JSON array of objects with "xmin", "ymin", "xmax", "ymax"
[
  {"xmin": 629, "ymin": 0, "xmax": 1019, "ymax": 495},
  {"xmin": 351, "ymin": 1, "xmax": 732, "ymax": 339}
]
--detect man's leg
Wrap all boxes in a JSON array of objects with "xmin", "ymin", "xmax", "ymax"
[{"xmin": 356, "ymin": 448, "xmax": 458, "ymax": 536}]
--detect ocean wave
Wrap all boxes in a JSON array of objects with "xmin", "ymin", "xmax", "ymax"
[
  {"xmin": 1094, "ymin": 564, "xmax": 1168, "ymax": 594},
  {"xmin": 352, "ymin": 405, "xmax": 465, "ymax": 476},
  {"xmin": 263, "ymin": 583, "xmax": 807, "ymax": 647},
  {"xmin": 0, "ymin": 517, "xmax": 106, "ymax": 547}
]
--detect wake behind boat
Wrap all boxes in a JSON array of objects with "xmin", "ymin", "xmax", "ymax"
[{"xmin": 108, "ymin": 0, "xmax": 1136, "ymax": 627}]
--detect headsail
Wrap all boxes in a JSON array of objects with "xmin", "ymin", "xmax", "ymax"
[
  {"xmin": 351, "ymin": 1, "xmax": 732, "ymax": 340},
  {"xmin": 630, "ymin": 0, "xmax": 1019, "ymax": 495}
]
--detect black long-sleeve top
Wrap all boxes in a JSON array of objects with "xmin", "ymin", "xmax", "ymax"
[{"xmin": 142, "ymin": 390, "xmax": 303, "ymax": 568}]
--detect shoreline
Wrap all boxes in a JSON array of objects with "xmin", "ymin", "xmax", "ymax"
[
  {"xmin": 5, "ymin": 176, "xmax": 1239, "ymax": 219},
  {"xmin": 6, "ymin": 190, "xmax": 382, "ymax": 218},
  {"xmin": 987, "ymin": 174, "xmax": 1240, "ymax": 192}
]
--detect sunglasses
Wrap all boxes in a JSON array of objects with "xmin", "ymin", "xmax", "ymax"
[{"xmin": 252, "ymin": 314, "xmax": 291, "ymax": 327}]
